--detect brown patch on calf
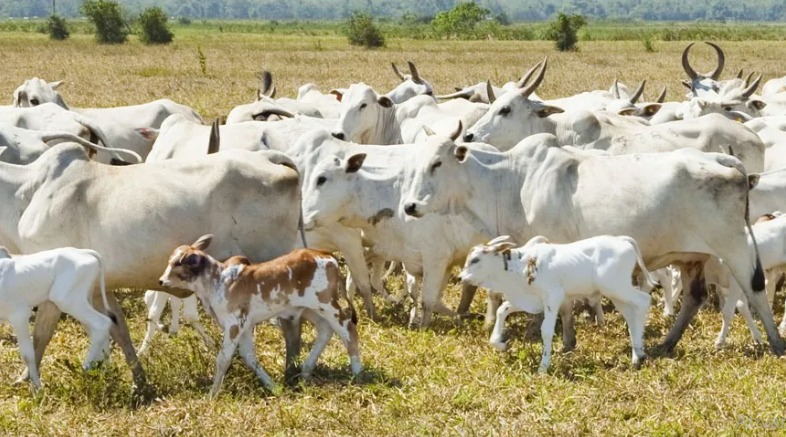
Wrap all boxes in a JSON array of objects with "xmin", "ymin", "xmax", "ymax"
[
  {"xmin": 526, "ymin": 257, "xmax": 538, "ymax": 284},
  {"xmin": 755, "ymin": 213, "xmax": 777, "ymax": 224},
  {"xmin": 368, "ymin": 208, "xmax": 394, "ymax": 226},
  {"xmin": 229, "ymin": 324, "xmax": 240, "ymax": 340},
  {"xmin": 224, "ymin": 255, "xmax": 251, "ymax": 266}
]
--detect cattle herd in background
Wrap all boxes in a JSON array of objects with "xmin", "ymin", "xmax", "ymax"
[{"xmin": 3, "ymin": 41, "xmax": 786, "ymax": 398}]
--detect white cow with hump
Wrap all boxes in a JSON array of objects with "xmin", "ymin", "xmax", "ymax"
[
  {"xmin": 401, "ymin": 132, "xmax": 785, "ymax": 356},
  {"xmin": 462, "ymin": 60, "xmax": 765, "ymax": 172},
  {"xmin": 459, "ymin": 235, "xmax": 652, "ymax": 373}
]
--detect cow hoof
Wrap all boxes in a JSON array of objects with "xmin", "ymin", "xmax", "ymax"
[
  {"xmin": 632, "ymin": 355, "xmax": 646, "ymax": 369},
  {"xmin": 489, "ymin": 340, "xmax": 508, "ymax": 352}
]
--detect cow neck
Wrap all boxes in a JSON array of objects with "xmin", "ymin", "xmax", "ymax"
[
  {"xmin": 0, "ymin": 160, "xmax": 34, "ymax": 251},
  {"xmin": 347, "ymin": 162, "xmax": 402, "ymax": 229},
  {"xmin": 368, "ymin": 104, "xmax": 402, "ymax": 145}
]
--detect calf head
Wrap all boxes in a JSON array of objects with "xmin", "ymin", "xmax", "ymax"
[
  {"xmin": 332, "ymin": 83, "xmax": 394, "ymax": 143},
  {"xmin": 302, "ymin": 153, "xmax": 366, "ymax": 230},
  {"xmin": 458, "ymin": 236, "xmax": 516, "ymax": 286},
  {"xmin": 159, "ymin": 234, "xmax": 215, "ymax": 289},
  {"xmin": 13, "ymin": 77, "xmax": 67, "ymax": 109}
]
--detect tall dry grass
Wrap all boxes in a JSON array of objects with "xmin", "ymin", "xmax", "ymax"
[{"xmin": 0, "ymin": 32, "xmax": 785, "ymax": 435}]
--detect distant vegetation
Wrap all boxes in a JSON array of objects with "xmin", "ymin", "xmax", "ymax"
[
  {"xmin": 137, "ymin": 6, "xmax": 173, "ymax": 44},
  {"xmin": 545, "ymin": 12, "xmax": 586, "ymax": 51},
  {"xmin": 46, "ymin": 14, "xmax": 69, "ymax": 40},
  {"xmin": 346, "ymin": 11, "xmax": 385, "ymax": 48},
  {"xmin": 80, "ymin": 0, "xmax": 129, "ymax": 44}
]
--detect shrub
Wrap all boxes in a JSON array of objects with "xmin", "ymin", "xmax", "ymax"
[
  {"xmin": 642, "ymin": 35, "xmax": 655, "ymax": 52},
  {"xmin": 47, "ymin": 15, "xmax": 70, "ymax": 40},
  {"xmin": 177, "ymin": 16, "xmax": 192, "ymax": 25},
  {"xmin": 431, "ymin": 2, "xmax": 490, "ymax": 39},
  {"xmin": 138, "ymin": 7, "xmax": 174, "ymax": 45},
  {"xmin": 544, "ymin": 12, "xmax": 587, "ymax": 51},
  {"xmin": 346, "ymin": 11, "xmax": 385, "ymax": 48},
  {"xmin": 80, "ymin": 0, "xmax": 129, "ymax": 44}
]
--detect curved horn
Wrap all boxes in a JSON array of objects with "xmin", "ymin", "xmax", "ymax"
[
  {"xmin": 486, "ymin": 235, "xmax": 512, "ymax": 246},
  {"xmin": 629, "ymin": 80, "xmax": 646, "ymax": 104},
  {"xmin": 486, "ymin": 80, "xmax": 496, "ymax": 104},
  {"xmin": 741, "ymin": 74, "xmax": 762, "ymax": 99},
  {"xmin": 736, "ymin": 69, "xmax": 744, "ymax": 79},
  {"xmin": 520, "ymin": 58, "xmax": 547, "ymax": 99},
  {"xmin": 408, "ymin": 61, "xmax": 423, "ymax": 84},
  {"xmin": 705, "ymin": 41, "xmax": 725, "ymax": 80},
  {"xmin": 208, "ymin": 118, "xmax": 220, "ymax": 154},
  {"xmin": 516, "ymin": 60, "xmax": 542, "ymax": 88},
  {"xmin": 435, "ymin": 90, "xmax": 474, "ymax": 100},
  {"xmin": 257, "ymin": 71, "xmax": 274, "ymax": 97},
  {"xmin": 391, "ymin": 63, "xmax": 406, "ymax": 81},
  {"xmin": 450, "ymin": 121, "xmax": 463, "ymax": 142},
  {"xmin": 682, "ymin": 42, "xmax": 699, "ymax": 80},
  {"xmin": 252, "ymin": 108, "xmax": 295, "ymax": 120},
  {"xmin": 656, "ymin": 86, "xmax": 667, "ymax": 103},
  {"xmin": 612, "ymin": 79, "xmax": 621, "ymax": 99},
  {"xmin": 41, "ymin": 132, "xmax": 143, "ymax": 163},
  {"xmin": 744, "ymin": 71, "xmax": 755, "ymax": 87}
]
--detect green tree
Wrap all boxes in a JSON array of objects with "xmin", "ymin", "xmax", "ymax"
[
  {"xmin": 46, "ymin": 14, "xmax": 70, "ymax": 40},
  {"xmin": 544, "ymin": 12, "xmax": 586, "ymax": 51},
  {"xmin": 80, "ymin": 0, "xmax": 129, "ymax": 44},
  {"xmin": 137, "ymin": 6, "xmax": 174, "ymax": 44},
  {"xmin": 431, "ymin": 2, "xmax": 491, "ymax": 39},
  {"xmin": 346, "ymin": 11, "xmax": 385, "ymax": 48}
]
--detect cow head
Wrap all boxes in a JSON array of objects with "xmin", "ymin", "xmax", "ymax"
[
  {"xmin": 301, "ymin": 152, "xmax": 367, "ymax": 230},
  {"xmin": 462, "ymin": 59, "xmax": 564, "ymax": 150},
  {"xmin": 159, "ymin": 234, "xmax": 214, "ymax": 290},
  {"xmin": 332, "ymin": 83, "xmax": 394, "ymax": 144},
  {"xmin": 13, "ymin": 77, "xmax": 67, "ymax": 109},
  {"xmin": 681, "ymin": 42, "xmax": 725, "ymax": 97},
  {"xmin": 458, "ymin": 236, "xmax": 516, "ymax": 285},
  {"xmin": 386, "ymin": 61, "xmax": 435, "ymax": 103},
  {"xmin": 685, "ymin": 75, "xmax": 765, "ymax": 121}
]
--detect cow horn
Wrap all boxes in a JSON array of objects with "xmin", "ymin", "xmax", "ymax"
[
  {"xmin": 705, "ymin": 41, "xmax": 725, "ymax": 80},
  {"xmin": 682, "ymin": 42, "xmax": 699, "ymax": 80},
  {"xmin": 736, "ymin": 69, "xmax": 744, "ymax": 79},
  {"xmin": 40, "ymin": 132, "xmax": 142, "ymax": 164},
  {"xmin": 612, "ymin": 79, "xmax": 621, "ymax": 99},
  {"xmin": 744, "ymin": 71, "xmax": 755, "ymax": 87},
  {"xmin": 656, "ymin": 86, "xmax": 667, "ymax": 103},
  {"xmin": 516, "ymin": 60, "xmax": 542, "ymax": 88},
  {"xmin": 486, "ymin": 235, "xmax": 512, "ymax": 246},
  {"xmin": 450, "ymin": 121, "xmax": 463, "ymax": 141},
  {"xmin": 258, "ymin": 71, "xmax": 274, "ymax": 97},
  {"xmin": 208, "ymin": 118, "xmax": 220, "ymax": 154},
  {"xmin": 435, "ymin": 90, "xmax": 474, "ymax": 100},
  {"xmin": 520, "ymin": 58, "xmax": 547, "ymax": 99},
  {"xmin": 252, "ymin": 108, "xmax": 295, "ymax": 120},
  {"xmin": 408, "ymin": 61, "xmax": 423, "ymax": 84},
  {"xmin": 741, "ymin": 74, "xmax": 762, "ymax": 99},
  {"xmin": 486, "ymin": 80, "xmax": 496, "ymax": 104},
  {"xmin": 391, "ymin": 63, "xmax": 406, "ymax": 81},
  {"xmin": 629, "ymin": 80, "xmax": 646, "ymax": 104}
]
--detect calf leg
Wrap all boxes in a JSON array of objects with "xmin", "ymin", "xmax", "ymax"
[
  {"xmin": 9, "ymin": 310, "xmax": 40, "ymax": 390},
  {"xmin": 489, "ymin": 301, "xmax": 516, "ymax": 351},
  {"xmin": 300, "ymin": 316, "xmax": 334, "ymax": 378},
  {"xmin": 236, "ymin": 329, "xmax": 275, "ymax": 391},
  {"xmin": 210, "ymin": 332, "xmax": 241, "ymax": 399},
  {"xmin": 138, "ymin": 291, "xmax": 169, "ymax": 355},
  {"xmin": 612, "ymin": 299, "xmax": 648, "ymax": 368},
  {"xmin": 661, "ymin": 262, "xmax": 706, "ymax": 353},
  {"xmin": 322, "ymin": 311, "xmax": 361, "ymax": 376},
  {"xmin": 538, "ymin": 299, "xmax": 560, "ymax": 373},
  {"xmin": 716, "ymin": 286, "xmax": 738, "ymax": 348},
  {"xmin": 53, "ymin": 295, "xmax": 113, "ymax": 368},
  {"xmin": 278, "ymin": 316, "xmax": 302, "ymax": 380},
  {"xmin": 168, "ymin": 296, "xmax": 183, "ymax": 335},
  {"xmin": 181, "ymin": 295, "xmax": 215, "ymax": 350},
  {"xmin": 559, "ymin": 301, "xmax": 576, "ymax": 352},
  {"xmin": 484, "ymin": 292, "xmax": 503, "ymax": 332}
]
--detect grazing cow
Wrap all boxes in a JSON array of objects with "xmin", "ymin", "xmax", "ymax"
[
  {"xmin": 0, "ymin": 142, "xmax": 302, "ymax": 394},
  {"xmin": 459, "ymin": 235, "xmax": 653, "ymax": 372},
  {"xmin": 401, "ymin": 133, "xmax": 785, "ymax": 356},
  {"xmin": 461, "ymin": 60, "xmax": 765, "ymax": 171},
  {"xmin": 159, "ymin": 235, "xmax": 361, "ymax": 398},
  {"xmin": 0, "ymin": 247, "xmax": 116, "ymax": 390}
]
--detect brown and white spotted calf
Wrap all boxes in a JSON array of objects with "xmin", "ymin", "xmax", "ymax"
[{"xmin": 159, "ymin": 234, "xmax": 361, "ymax": 398}]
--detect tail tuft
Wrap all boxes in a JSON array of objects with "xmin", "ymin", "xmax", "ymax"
[
  {"xmin": 108, "ymin": 312, "xmax": 118, "ymax": 325},
  {"xmin": 351, "ymin": 307, "xmax": 358, "ymax": 325},
  {"xmin": 752, "ymin": 259, "xmax": 765, "ymax": 292}
]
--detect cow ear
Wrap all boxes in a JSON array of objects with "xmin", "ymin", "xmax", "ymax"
[
  {"xmin": 49, "ymin": 80, "xmax": 64, "ymax": 90},
  {"xmin": 455, "ymin": 145, "xmax": 468, "ymax": 163},
  {"xmin": 449, "ymin": 120, "xmax": 463, "ymax": 141},
  {"xmin": 377, "ymin": 96, "xmax": 394, "ymax": 108},
  {"xmin": 618, "ymin": 108, "xmax": 637, "ymax": 116},
  {"xmin": 748, "ymin": 174, "xmax": 760, "ymax": 190},
  {"xmin": 422, "ymin": 126, "xmax": 437, "ymax": 136},
  {"xmin": 536, "ymin": 105, "xmax": 564, "ymax": 118},
  {"xmin": 696, "ymin": 99, "xmax": 707, "ymax": 109},
  {"xmin": 641, "ymin": 103, "xmax": 661, "ymax": 116},
  {"xmin": 748, "ymin": 99, "xmax": 767, "ymax": 111},
  {"xmin": 192, "ymin": 234, "xmax": 214, "ymax": 251},
  {"xmin": 329, "ymin": 89, "xmax": 343, "ymax": 102},
  {"xmin": 346, "ymin": 153, "xmax": 366, "ymax": 173},
  {"xmin": 137, "ymin": 127, "xmax": 159, "ymax": 141}
]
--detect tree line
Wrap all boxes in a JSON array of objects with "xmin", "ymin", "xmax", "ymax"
[{"xmin": 4, "ymin": 0, "xmax": 786, "ymax": 22}]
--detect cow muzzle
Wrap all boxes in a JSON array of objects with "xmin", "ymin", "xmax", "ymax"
[
  {"xmin": 463, "ymin": 132, "xmax": 475, "ymax": 142},
  {"xmin": 331, "ymin": 132, "xmax": 345, "ymax": 140}
]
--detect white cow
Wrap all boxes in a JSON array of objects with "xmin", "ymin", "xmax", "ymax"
[
  {"xmin": 0, "ymin": 124, "xmax": 141, "ymax": 164},
  {"xmin": 459, "ymin": 235, "xmax": 652, "ymax": 372},
  {"xmin": 0, "ymin": 247, "xmax": 115, "ymax": 390},
  {"xmin": 401, "ymin": 133, "xmax": 784, "ymax": 356},
  {"xmin": 386, "ymin": 61, "xmax": 435, "ymax": 103},
  {"xmin": 0, "ymin": 142, "xmax": 303, "ymax": 392}
]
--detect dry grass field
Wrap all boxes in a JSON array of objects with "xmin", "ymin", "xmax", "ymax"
[{"xmin": 2, "ymin": 31, "xmax": 786, "ymax": 435}]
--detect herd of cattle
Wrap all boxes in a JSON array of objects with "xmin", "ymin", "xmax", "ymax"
[{"xmin": 4, "ymin": 40, "xmax": 786, "ymax": 397}]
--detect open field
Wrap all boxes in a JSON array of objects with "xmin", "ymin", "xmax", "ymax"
[{"xmin": 2, "ymin": 32, "xmax": 786, "ymax": 435}]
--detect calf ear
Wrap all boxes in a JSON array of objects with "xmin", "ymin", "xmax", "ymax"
[
  {"xmin": 640, "ymin": 103, "xmax": 661, "ymax": 116},
  {"xmin": 49, "ymin": 80, "xmax": 64, "ymax": 90},
  {"xmin": 377, "ymin": 96, "xmax": 394, "ymax": 108},
  {"xmin": 192, "ymin": 234, "xmax": 214, "ymax": 251},
  {"xmin": 137, "ymin": 127, "xmax": 159, "ymax": 141},
  {"xmin": 345, "ymin": 153, "xmax": 366, "ymax": 173},
  {"xmin": 455, "ymin": 145, "xmax": 468, "ymax": 163},
  {"xmin": 748, "ymin": 99, "xmax": 767, "ymax": 111},
  {"xmin": 536, "ymin": 105, "xmax": 564, "ymax": 118},
  {"xmin": 748, "ymin": 174, "xmax": 760, "ymax": 190}
]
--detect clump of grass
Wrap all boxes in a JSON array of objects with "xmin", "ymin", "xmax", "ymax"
[{"xmin": 197, "ymin": 44, "xmax": 207, "ymax": 76}]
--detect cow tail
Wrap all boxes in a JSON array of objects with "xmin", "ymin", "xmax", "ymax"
[
  {"xmin": 87, "ymin": 250, "xmax": 118, "ymax": 325},
  {"xmin": 621, "ymin": 236, "xmax": 656, "ymax": 288}
]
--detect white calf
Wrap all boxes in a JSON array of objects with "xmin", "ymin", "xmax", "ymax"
[
  {"xmin": 0, "ymin": 247, "xmax": 115, "ymax": 390},
  {"xmin": 638, "ymin": 266, "xmax": 681, "ymax": 316},
  {"xmin": 459, "ymin": 235, "xmax": 653, "ymax": 373},
  {"xmin": 137, "ymin": 292, "xmax": 215, "ymax": 355}
]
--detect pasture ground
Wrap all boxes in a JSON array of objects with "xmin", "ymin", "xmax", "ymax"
[{"xmin": 1, "ymin": 32, "xmax": 786, "ymax": 435}]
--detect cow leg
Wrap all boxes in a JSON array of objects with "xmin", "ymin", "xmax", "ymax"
[
  {"xmin": 457, "ymin": 283, "xmax": 478, "ymax": 314},
  {"xmin": 278, "ymin": 316, "xmax": 302, "ymax": 381},
  {"xmin": 237, "ymin": 329, "xmax": 275, "ymax": 391},
  {"xmin": 765, "ymin": 269, "xmax": 779, "ymax": 309},
  {"xmin": 138, "ymin": 290, "xmax": 169, "ymax": 355},
  {"xmin": 489, "ymin": 300, "xmax": 517, "ymax": 351},
  {"xmin": 407, "ymin": 274, "xmax": 421, "ymax": 327},
  {"xmin": 419, "ymin": 262, "xmax": 456, "ymax": 328},
  {"xmin": 17, "ymin": 301, "xmax": 61, "ymax": 384},
  {"xmin": 182, "ymin": 295, "xmax": 215, "ymax": 350},
  {"xmin": 726, "ymin": 256, "xmax": 785, "ymax": 356},
  {"xmin": 716, "ymin": 285, "xmax": 738, "ymax": 348},
  {"xmin": 559, "ymin": 300, "xmax": 577, "ymax": 352},
  {"xmin": 334, "ymin": 237, "xmax": 375, "ymax": 319},
  {"xmin": 737, "ymin": 297, "xmax": 764, "ymax": 345},
  {"xmin": 99, "ymin": 291, "xmax": 149, "ymax": 397},
  {"xmin": 661, "ymin": 262, "xmax": 706, "ymax": 353},
  {"xmin": 484, "ymin": 292, "xmax": 503, "ymax": 332}
]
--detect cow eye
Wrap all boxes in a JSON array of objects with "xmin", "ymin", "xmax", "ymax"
[
  {"xmin": 359, "ymin": 103, "xmax": 367, "ymax": 110},
  {"xmin": 499, "ymin": 106, "xmax": 511, "ymax": 116},
  {"xmin": 430, "ymin": 161, "xmax": 442, "ymax": 172},
  {"xmin": 724, "ymin": 106, "xmax": 732, "ymax": 111},
  {"xmin": 470, "ymin": 257, "xmax": 480, "ymax": 265},
  {"xmin": 30, "ymin": 98, "xmax": 40, "ymax": 106},
  {"xmin": 316, "ymin": 175, "xmax": 327, "ymax": 186}
]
